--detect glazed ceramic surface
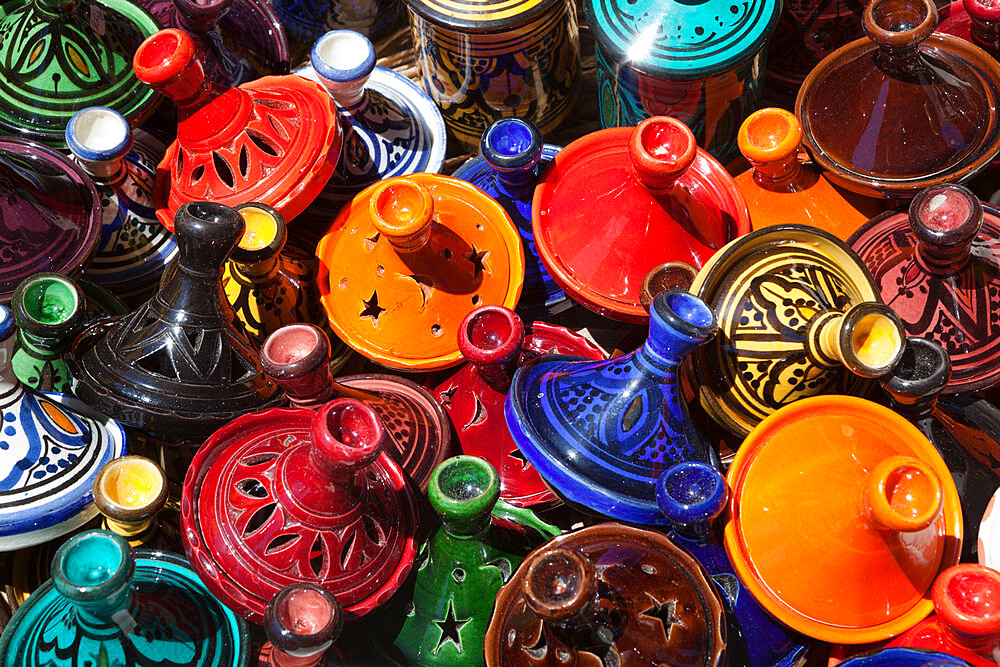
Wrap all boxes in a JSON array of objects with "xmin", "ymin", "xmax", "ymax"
[
  {"xmin": 838, "ymin": 648, "xmax": 974, "ymax": 666},
  {"xmin": 735, "ymin": 107, "xmax": 884, "ymax": 240},
  {"xmin": 67, "ymin": 107, "xmax": 178, "ymax": 305},
  {"xmin": 658, "ymin": 462, "xmax": 809, "ymax": 667},
  {"xmin": 316, "ymin": 174, "xmax": 525, "ymax": 370},
  {"xmin": 796, "ymin": 0, "xmax": 1000, "ymax": 198},
  {"xmin": 484, "ymin": 523, "xmax": 727, "ymax": 666},
  {"xmin": 533, "ymin": 116, "xmax": 751, "ymax": 322},
  {"xmin": 725, "ymin": 396, "xmax": 963, "ymax": 643},
  {"xmin": 505, "ymin": 291, "xmax": 720, "ymax": 525},
  {"xmin": 690, "ymin": 224, "xmax": 905, "ymax": 436},
  {"xmin": 69, "ymin": 202, "xmax": 285, "ymax": 445},
  {"xmin": 261, "ymin": 323, "xmax": 453, "ymax": 492},
  {"xmin": 181, "ymin": 399, "xmax": 419, "ymax": 624},
  {"xmin": 405, "ymin": 0, "xmax": 580, "ymax": 147},
  {"xmin": 587, "ymin": 0, "xmax": 780, "ymax": 164},
  {"xmin": 133, "ymin": 29, "xmax": 342, "ymax": 229},
  {"xmin": 939, "ymin": 0, "xmax": 1000, "ymax": 58},
  {"xmin": 0, "ymin": 305, "xmax": 127, "ymax": 551},
  {"xmin": 259, "ymin": 583, "xmax": 344, "ymax": 667},
  {"xmin": 453, "ymin": 118, "xmax": 567, "ymax": 317},
  {"xmin": 0, "ymin": 0, "xmax": 159, "ymax": 147},
  {"xmin": 11, "ymin": 274, "xmax": 84, "ymax": 394},
  {"xmin": 850, "ymin": 185, "xmax": 1000, "ymax": 394},
  {"xmin": 435, "ymin": 306, "xmax": 603, "ymax": 508},
  {"xmin": 0, "ymin": 530, "xmax": 249, "ymax": 666},
  {"xmin": 273, "ymin": 0, "xmax": 400, "ymax": 44},
  {"xmin": 0, "ymin": 138, "xmax": 103, "ymax": 305},
  {"xmin": 982, "ymin": 490, "xmax": 1000, "ymax": 571}
]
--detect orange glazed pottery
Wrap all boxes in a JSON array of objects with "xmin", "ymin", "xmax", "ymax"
[
  {"xmin": 316, "ymin": 175, "xmax": 524, "ymax": 370},
  {"xmin": 735, "ymin": 108, "xmax": 884, "ymax": 240},
  {"xmin": 724, "ymin": 395, "xmax": 963, "ymax": 644}
]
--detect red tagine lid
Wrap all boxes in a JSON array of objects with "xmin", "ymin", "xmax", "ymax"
[
  {"xmin": 532, "ymin": 116, "xmax": 751, "ymax": 322},
  {"xmin": 180, "ymin": 398, "xmax": 418, "ymax": 623},
  {"xmin": 133, "ymin": 28, "xmax": 341, "ymax": 230}
]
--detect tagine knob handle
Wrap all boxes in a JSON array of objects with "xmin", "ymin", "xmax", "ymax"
[
  {"xmin": 628, "ymin": 117, "xmax": 697, "ymax": 194},
  {"xmin": 522, "ymin": 546, "xmax": 599, "ymax": 625},
  {"xmin": 863, "ymin": 0, "xmax": 938, "ymax": 53}
]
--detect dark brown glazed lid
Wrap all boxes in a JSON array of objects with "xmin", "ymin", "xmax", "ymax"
[
  {"xmin": 484, "ymin": 523, "xmax": 726, "ymax": 666},
  {"xmin": 796, "ymin": 0, "xmax": 1000, "ymax": 198}
]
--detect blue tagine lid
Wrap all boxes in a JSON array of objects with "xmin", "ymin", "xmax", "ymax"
[
  {"xmin": 584, "ymin": 0, "xmax": 781, "ymax": 79},
  {"xmin": 0, "ymin": 530, "xmax": 249, "ymax": 666},
  {"xmin": 453, "ymin": 118, "xmax": 568, "ymax": 317},
  {"xmin": 0, "ymin": 305, "xmax": 127, "ymax": 551}
]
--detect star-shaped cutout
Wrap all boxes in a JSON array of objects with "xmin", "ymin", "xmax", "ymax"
[
  {"xmin": 438, "ymin": 386, "xmax": 458, "ymax": 408},
  {"xmin": 433, "ymin": 598, "xmax": 470, "ymax": 655},
  {"xmin": 465, "ymin": 245, "xmax": 488, "ymax": 279},
  {"xmin": 360, "ymin": 290, "xmax": 386, "ymax": 324},
  {"xmin": 508, "ymin": 447, "xmax": 531, "ymax": 472},
  {"xmin": 639, "ymin": 594, "xmax": 684, "ymax": 642}
]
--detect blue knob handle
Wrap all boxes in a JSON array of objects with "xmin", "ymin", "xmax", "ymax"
[{"xmin": 657, "ymin": 460, "xmax": 727, "ymax": 527}]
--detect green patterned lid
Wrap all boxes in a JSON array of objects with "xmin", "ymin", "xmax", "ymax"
[
  {"xmin": 584, "ymin": 0, "xmax": 781, "ymax": 79},
  {"xmin": 0, "ymin": 0, "xmax": 160, "ymax": 148}
]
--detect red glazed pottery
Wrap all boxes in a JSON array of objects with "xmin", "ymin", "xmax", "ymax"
[
  {"xmin": 796, "ymin": 0, "xmax": 1000, "ymax": 198},
  {"xmin": 725, "ymin": 395, "xmax": 963, "ymax": 644},
  {"xmin": 433, "ymin": 306, "xmax": 604, "ymax": 508},
  {"xmin": 316, "ymin": 175, "xmax": 525, "ymax": 371},
  {"xmin": 939, "ymin": 0, "xmax": 1000, "ymax": 57},
  {"xmin": 532, "ymin": 116, "xmax": 751, "ymax": 322},
  {"xmin": 484, "ymin": 524, "xmax": 727, "ymax": 666},
  {"xmin": 132, "ymin": 29, "xmax": 341, "ymax": 230},
  {"xmin": 259, "ymin": 583, "xmax": 344, "ymax": 666},
  {"xmin": 849, "ymin": 185, "xmax": 1000, "ymax": 394},
  {"xmin": 888, "ymin": 564, "xmax": 1000, "ymax": 666},
  {"xmin": 735, "ymin": 108, "xmax": 884, "ymax": 240},
  {"xmin": 181, "ymin": 398, "xmax": 419, "ymax": 624},
  {"xmin": 260, "ymin": 323, "xmax": 453, "ymax": 492}
]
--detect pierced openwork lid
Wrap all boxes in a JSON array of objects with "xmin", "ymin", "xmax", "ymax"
[
  {"xmin": 0, "ymin": 138, "xmax": 102, "ymax": 304},
  {"xmin": 317, "ymin": 174, "xmax": 525, "ymax": 370},
  {"xmin": 132, "ymin": 29, "xmax": 341, "ymax": 230},
  {"xmin": 532, "ymin": 116, "xmax": 751, "ymax": 322},
  {"xmin": 0, "ymin": 0, "xmax": 159, "ymax": 147},
  {"xmin": 485, "ymin": 524, "xmax": 726, "ymax": 666},
  {"xmin": 181, "ymin": 399, "xmax": 419, "ymax": 624},
  {"xmin": 584, "ymin": 0, "xmax": 780, "ymax": 78}
]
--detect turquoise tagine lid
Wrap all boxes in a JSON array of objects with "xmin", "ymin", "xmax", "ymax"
[{"xmin": 584, "ymin": 0, "xmax": 781, "ymax": 79}]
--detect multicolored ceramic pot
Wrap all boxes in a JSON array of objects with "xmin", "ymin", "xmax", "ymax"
[
  {"xmin": 11, "ymin": 274, "xmax": 84, "ymax": 394},
  {"xmin": 588, "ymin": 0, "xmax": 780, "ymax": 165},
  {"xmin": 273, "ymin": 0, "xmax": 401, "ymax": 45},
  {"xmin": 404, "ymin": 0, "xmax": 581, "ymax": 147}
]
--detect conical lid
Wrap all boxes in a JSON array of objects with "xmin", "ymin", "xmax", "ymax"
[
  {"xmin": 796, "ymin": 0, "xmax": 1000, "ymax": 197},
  {"xmin": 724, "ymin": 396, "xmax": 963, "ymax": 643},
  {"xmin": 0, "ymin": 0, "xmax": 160, "ymax": 147},
  {"xmin": 181, "ymin": 399, "xmax": 419, "ymax": 624}
]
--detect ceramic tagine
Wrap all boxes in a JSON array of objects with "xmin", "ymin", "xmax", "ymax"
[
  {"xmin": 294, "ymin": 30, "xmax": 447, "ymax": 249},
  {"xmin": 66, "ymin": 106, "xmax": 178, "ymax": 305},
  {"xmin": 657, "ymin": 461, "xmax": 809, "ymax": 667},
  {"xmin": 0, "ymin": 138, "xmax": 103, "ymax": 305},
  {"xmin": 850, "ymin": 184, "xmax": 1000, "ymax": 393},
  {"xmin": 689, "ymin": 224, "xmax": 905, "ymax": 437},
  {"xmin": 132, "ymin": 28, "xmax": 342, "ymax": 229},
  {"xmin": 587, "ymin": 0, "xmax": 780, "ymax": 165},
  {"xmin": 181, "ymin": 398, "xmax": 419, "ymax": 623},
  {"xmin": 0, "ymin": 530, "xmax": 249, "ymax": 666},
  {"xmin": 0, "ymin": 303, "xmax": 128, "ymax": 552},
  {"xmin": 724, "ymin": 395, "xmax": 963, "ymax": 643},
  {"xmin": 0, "ymin": 0, "xmax": 159, "ymax": 147},
  {"xmin": 452, "ymin": 118, "xmax": 567, "ymax": 317},
  {"xmin": 11, "ymin": 273, "xmax": 85, "ymax": 393},
  {"xmin": 258, "ymin": 583, "xmax": 344, "ymax": 666},
  {"xmin": 316, "ymin": 175, "xmax": 525, "ymax": 370},
  {"xmin": 886, "ymin": 564, "xmax": 1000, "ymax": 666},
  {"xmin": 135, "ymin": 0, "xmax": 289, "ymax": 90},
  {"xmin": 221, "ymin": 203, "xmax": 332, "ymax": 347},
  {"xmin": 505, "ymin": 290, "xmax": 720, "ymax": 525},
  {"xmin": 532, "ymin": 116, "xmax": 751, "ymax": 322},
  {"xmin": 735, "ymin": 107, "xmax": 884, "ymax": 240},
  {"xmin": 260, "ymin": 323, "xmax": 452, "ymax": 492},
  {"xmin": 796, "ymin": 0, "xmax": 1000, "ymax": 198},
  {"xmin": 838, "ymin": 648, "xmax": 975, "ymax": 666},
  {"xmin": 939, "ymin": 0, "xmax": 1000, "ymax": 59},
  {"xmin": 434, "ymin": 305, "xmax": 602, "ymax": 508},
  {"xmin": 880, "ymin": 337, "xmax": 1000, "ymax": 561},
  {"xmin": 69, "ymin": 202, "xmax": 285, "ymax": 445},
  {"xmin": 272, "ymin": 0, "xmax": 399, "ymax": 45},
  {"xmin": 395, "ymin": 456, "xmax": 527, "ymax": 666},
  {"xmin": 484, "ymin": 523, "xmax": 727, "ymax": 666}
]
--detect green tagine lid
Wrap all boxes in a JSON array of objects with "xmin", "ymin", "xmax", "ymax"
[{"xmin": 0, "ymin": 0, "xmax": 160, "ymax": 147}]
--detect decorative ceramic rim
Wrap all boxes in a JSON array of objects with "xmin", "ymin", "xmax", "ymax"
[{"xmin": 402, "ymin": 0, "xmax": 568, "ymax": 33}]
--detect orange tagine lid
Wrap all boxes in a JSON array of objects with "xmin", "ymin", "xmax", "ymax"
[
  {"xmin": 316, "ymin": 174, "xmax": 524, "ymax": 370},
  {"xmin": 724, "ymin": 395, "xmax": 963, "ymax": 644}
]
